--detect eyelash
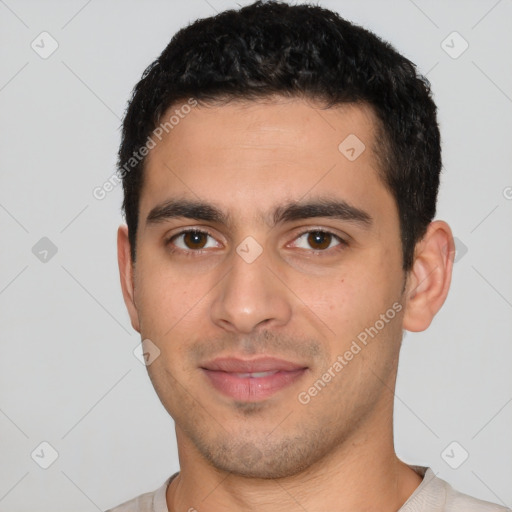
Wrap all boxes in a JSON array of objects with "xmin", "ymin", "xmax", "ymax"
[{"xmin": 165, "ymin": 228, "xmax": 348, "ymax": 257}]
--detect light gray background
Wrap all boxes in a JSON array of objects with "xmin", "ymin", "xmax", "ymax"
[{"xmin": 0, "ymin": 0, "xmax": 511, "ymax": 510}]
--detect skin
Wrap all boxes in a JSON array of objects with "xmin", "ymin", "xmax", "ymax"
[{"xmin": 118, "ymin": 97, "xmax": 455, "ymax": 512}]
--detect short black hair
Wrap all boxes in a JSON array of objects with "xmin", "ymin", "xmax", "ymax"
[{"xmin": 119, "ymin": 0, "xmax": 441, "ymax": 271}]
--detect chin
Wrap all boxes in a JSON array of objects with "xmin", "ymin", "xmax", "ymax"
[{"xmin": 197, "ymin": 432, "xmax": 328, "ymax": 480}]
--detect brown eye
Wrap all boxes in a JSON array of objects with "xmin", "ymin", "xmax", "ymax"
[
  {"xmin": 169, "ymin": 230, "xmax": 220, "ymax": 252},
  {"xmin": 290, "ymin": 230, "xmax": 345, "ymax": 252},
  {"xmin": 307, "ymin": 231, "xmax": 334, "ymax": 250},
  {"xmin": 182, "ymin": 231, "xmax": 208, "ymax": 249}
]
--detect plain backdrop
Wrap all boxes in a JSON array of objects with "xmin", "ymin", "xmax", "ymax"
[{"xmin": 0, "ymin": 1, "xmax": 511, "ymax": 510}]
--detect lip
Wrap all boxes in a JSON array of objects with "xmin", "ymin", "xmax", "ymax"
[{"xmin": 201, "ymin": 357, "xmax": 308, "ymax": 402}]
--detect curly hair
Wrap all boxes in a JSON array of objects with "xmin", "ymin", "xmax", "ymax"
[{"xmin": 118, "ymin": 0, "xmax": 441, "ymax": 271}]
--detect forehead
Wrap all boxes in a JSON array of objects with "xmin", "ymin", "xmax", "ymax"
[{"xmin": 140, "ymin": 98, "xmax": 394, "ymax": 226}]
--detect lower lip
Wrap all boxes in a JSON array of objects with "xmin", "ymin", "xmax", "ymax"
[{"xmin": 202, "ymin": 368, "xmax": 307, "ymax": 402}]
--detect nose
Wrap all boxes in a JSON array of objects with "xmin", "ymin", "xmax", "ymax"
[{"xmin": 209, "ymin": 249, "xmax": 293, "ymax": 334}]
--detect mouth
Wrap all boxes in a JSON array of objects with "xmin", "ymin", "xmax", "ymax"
[{"xmin": 200, "ymin": 357, "xmax": 308, "ymax": 402}]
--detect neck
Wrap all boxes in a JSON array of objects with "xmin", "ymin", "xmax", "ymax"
[{"xmin": 166, "ymin": 415, "xmax": 423, "ymax": 512}]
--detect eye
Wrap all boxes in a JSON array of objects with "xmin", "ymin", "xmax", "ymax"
[
  {"xmin": 167, "ymin": 229, "xmax": 221, "ymax": 252},
  {"xmin": 291, "ymin": 230, "xmax": 346, "ymax": 251}
]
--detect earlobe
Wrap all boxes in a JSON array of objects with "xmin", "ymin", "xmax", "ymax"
[
  {"xmin": 402, "ymin": 220, "xmax": 455, "ymax": 332},
  {"xmin": 117, "ymin": 225, "xmax": 141, "ymax": 333}
]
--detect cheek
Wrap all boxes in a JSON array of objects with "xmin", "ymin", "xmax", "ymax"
[
  {"xmin": 290, "ymin": 254, "xmax": 401, "ymax": 342},
  {"xmin": 134, "ymin": 258, "xmax": 209, "ymax": 339}
]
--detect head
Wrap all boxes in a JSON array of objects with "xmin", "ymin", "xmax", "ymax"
[{"xmin": 117, "ymin": 1, "xmax": 454, "ymax": 478}]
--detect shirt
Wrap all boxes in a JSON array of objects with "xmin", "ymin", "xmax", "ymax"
[{"xmin": 105, "ymin": 466, "xmax": 511, "ymax": 512}]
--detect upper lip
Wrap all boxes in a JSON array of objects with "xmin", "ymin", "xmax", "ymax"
[{"xmin": 201, "ymin": 357, "xmax": 307, "ymax": 373}]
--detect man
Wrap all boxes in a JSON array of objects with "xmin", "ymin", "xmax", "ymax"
[{"xmin": 108, "ymin": 1, "xmax": 509, "ymax": 511}]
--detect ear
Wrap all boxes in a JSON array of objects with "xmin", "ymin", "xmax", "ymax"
[
  {"xmin": 117, "ymin": 225, "xmax": 140, "ymax": 333},
  {"xmin": 402, "ymin": 220, "xmax": 455, "ymax": 332}
]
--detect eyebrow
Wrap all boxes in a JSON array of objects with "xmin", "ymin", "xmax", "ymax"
[{"xmin": 145, "ymin": 197, "xmax": 373, "ymax": 229}]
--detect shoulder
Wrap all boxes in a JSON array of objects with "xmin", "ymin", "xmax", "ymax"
[
  {"xmin": 104, "ymin": 474, "xmax": 176, "ymax": 512},
  {"xmin": 445, "ymin": 483, "xmax": 511, "ymax": 512},
  {"xmin": 401, "ymin": 466, "xmax": 511, "ymax": 512},
  {"xmin": 105, "ymin": 489, "xmax": 155, "ymax": 512}
]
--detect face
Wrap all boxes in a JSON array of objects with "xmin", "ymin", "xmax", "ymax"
[{"xmin": 122, "ymin": 97, "xmax": 409, "ymax": 478}]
